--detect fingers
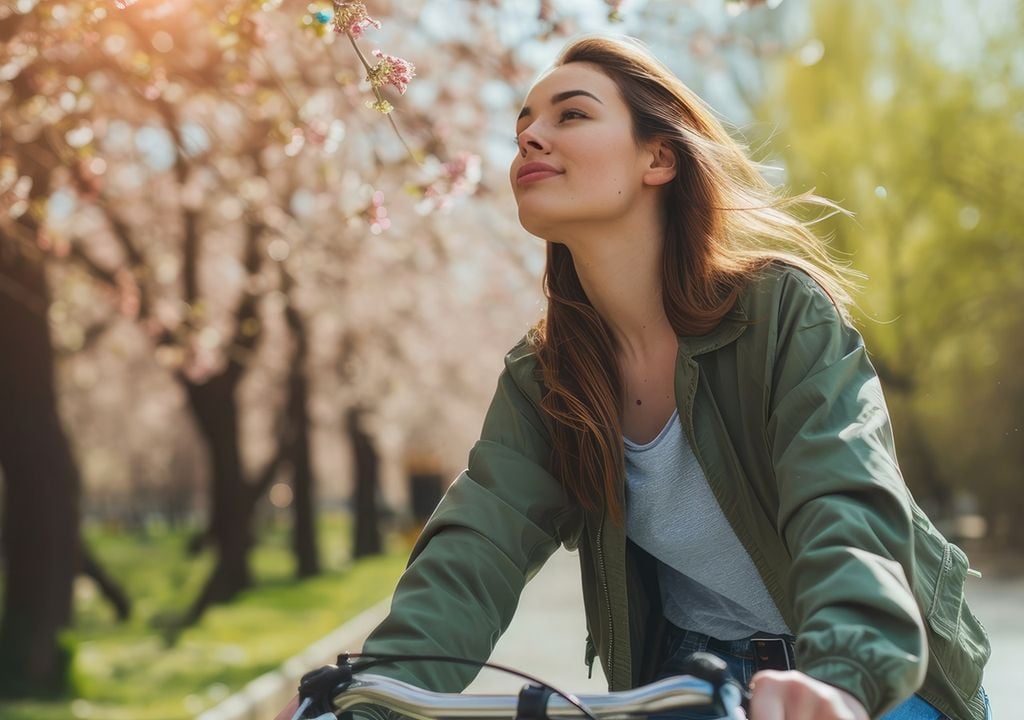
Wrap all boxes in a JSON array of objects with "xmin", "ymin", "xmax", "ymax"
[
  {"xmin": 748, "ymin": 670, "xmax": 862, "ymax": 720},
  {"xmin": 749, "ymin": 670, "xmax": 786, "ymax": 720}
]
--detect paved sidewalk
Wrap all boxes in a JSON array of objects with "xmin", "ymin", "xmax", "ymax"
[
  {"xmin": 965, "ymin": 575, "xmax": 1021, "ymax": 719},
  {"xmin": 198, "ymin": 549, "xmax": 604, "ymax": 720},
  {"xmin": 487, "ymin": 552, "xmax": 1019, "ymax": 717},
  {"xmin": 201, "ymin": 547, "xmax": 1017, "ymax": 718},
  {"xmin": 463, "ymin": 549, "xmax": 607, "ymax": 694}
]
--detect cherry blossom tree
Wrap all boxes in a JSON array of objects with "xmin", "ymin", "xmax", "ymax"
[
  {"xmin": 0, "ymin": 0, "xmax": 786, "ymax": 695},
  {"xmin": 0, "ymin": 0, "xmax": 440, "ymax": 689}
]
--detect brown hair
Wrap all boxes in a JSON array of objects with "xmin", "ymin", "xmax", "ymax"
[{"xmin": 527, "ymin": 34, "xmax": 859, "ymax": 526}]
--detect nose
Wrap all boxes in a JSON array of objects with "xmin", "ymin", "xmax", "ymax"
[{"xmin": 516, "ymin": 124, "xmax": 548, "ymax": 156}]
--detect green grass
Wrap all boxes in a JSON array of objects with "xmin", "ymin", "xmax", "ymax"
[{"xmin": 0, "ymin": 513, "xmax": 410, "ymax": 720}]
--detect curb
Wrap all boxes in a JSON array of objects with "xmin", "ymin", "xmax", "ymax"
[{"xmin": 195, "ymin": 597, "xmax": 392, "ymax": 720}]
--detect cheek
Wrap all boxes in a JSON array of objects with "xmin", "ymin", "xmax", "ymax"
[
  {"xmin": 575, "ymin": 138, "xmax": 637, "ymax": 196},
  {"xmin": 577, "ymin": 165, "xmax": 632, "ymax": 206}
]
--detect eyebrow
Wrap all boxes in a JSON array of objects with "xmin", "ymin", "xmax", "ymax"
[{"xmin": 517, "ymin": 90, "xmax": 603, "ymax": 120}]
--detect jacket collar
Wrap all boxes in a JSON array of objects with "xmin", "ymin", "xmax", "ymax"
[{"xmin": 675, "ymin": 293, "xmax": 750, "ymax": 357}]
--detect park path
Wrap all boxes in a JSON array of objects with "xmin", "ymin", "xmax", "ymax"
[
  {"xmin": 201, "ymin": 548, "xmax": 1018, "ymax": 719},
  {"xmin": 481, "ymin": 550, "xmax": 1020, "ymax": 717},
  {"xmin": 964, "ymin": 574, "xmax": 1021, "ymax": 719},
  {"xmin": 462, "ymin": 549, "xmax": 607, "ymax": 694}
]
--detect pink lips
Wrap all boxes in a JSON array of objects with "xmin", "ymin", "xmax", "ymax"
[
  {"xmin": 518, "ymin": 170, "xmax": 561, "ymax": 185},
  {"xmin": 516, "ymin": 161, "xmax": 563, "ymax": 186}
]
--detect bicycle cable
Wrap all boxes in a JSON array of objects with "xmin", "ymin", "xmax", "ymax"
[{"xmin": 322, "ymin": 650, "xmax": 602, "ymax": 720}]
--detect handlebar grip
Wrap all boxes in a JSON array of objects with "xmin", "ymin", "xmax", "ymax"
[
  {"xmin": 676, "ymin": 652, "xmax": 751, "ymax": 715},
  {"xmin": 515, "ymin": 682, "xmax": 556, "ymax": 720},
  {"xmin": 676, "ymin": 652, "xmax": 731, "ymax": 686}
]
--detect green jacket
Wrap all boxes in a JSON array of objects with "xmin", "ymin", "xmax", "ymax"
[{"xmin": 361, "ymin": 263, "xmax": 990, "ymax": 719}]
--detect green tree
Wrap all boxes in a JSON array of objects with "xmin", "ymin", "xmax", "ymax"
[{"xmin": 762, "ymin": 0, "xmax": 1024, "ymax": 544}]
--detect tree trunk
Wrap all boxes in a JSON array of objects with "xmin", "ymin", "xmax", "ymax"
[
  {"xmin": 178, "ymin": 217, "xmax": 266, "ymax": 625},
  {"xmin": 283, "ymin": 286, "xmax": 319, "ymax": 577},
  {"xmin": 181, "ymin": 371, "xmax": 252, "ymax": 623},
  {"xmin": 0, "ymin": 237, "xmax": 80, "ymax": 698},
  {"xmin": 80, "ymin": 544, "xmax": 131, "ymax": 622},
  {"xmin": 987, "ymin": 437, "xmax": 1024, "ymax": 552},
  {"xmin": 346, "ymin": 406, "xmax": 382, "ymax": 558}
]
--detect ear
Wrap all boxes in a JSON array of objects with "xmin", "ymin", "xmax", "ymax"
[{"xmin": 642, "ymin": 138, "xmax": 677, "ymax": 187}]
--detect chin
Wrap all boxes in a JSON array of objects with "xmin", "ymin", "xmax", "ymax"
[{"xmin": 516, "ymin": 210, "xmax": 558, "ymax": 239}]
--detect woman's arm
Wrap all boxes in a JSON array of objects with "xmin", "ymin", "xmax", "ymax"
[
  {"xmin": 356, "ymin": 353, "xmax": 580, "ymax": 692},
  {"xmin": 765, "ymin": 269, "xmax": 927, "ymax": 718}
]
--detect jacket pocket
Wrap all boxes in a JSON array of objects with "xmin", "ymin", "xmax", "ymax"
[
  {"xmin": 926, "ymin": 542, "xmax": 967, "ymax": 641},
  {"xmin": 916, "ymin": 525, "xmax": 991, "ymax": 702}
]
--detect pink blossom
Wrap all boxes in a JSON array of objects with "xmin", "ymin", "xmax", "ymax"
[
  {"xmin": 441, "ymin": 152, "xmax": 481, "ymax": 189},
  {"xmin": 361, "ymin": 189, "xmax": 390, "ymax": 233},
  {"xmin": 332, "ymin": 1, "xmax": 382, "ymax": 39},
  {"xmin": 414, "ymin": 152, "xmax": 482, "ymax": 213},
  {"xmin": 366, "ymin": 49, "xmax": 416, "ymax": 95}
]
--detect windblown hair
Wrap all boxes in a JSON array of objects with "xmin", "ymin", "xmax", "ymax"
[{"xmin": 527, "ymin": 34, "xmax": 860, "ymax": 526}]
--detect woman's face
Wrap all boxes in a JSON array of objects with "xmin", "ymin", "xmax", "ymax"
[{"xmin": 509, "ymin": 62, "xmax": 653, "ymax": 239}]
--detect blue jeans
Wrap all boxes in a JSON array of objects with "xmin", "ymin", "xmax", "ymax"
[
  {"xmin": 879, "ymin": 687, "xmax": 993, "ymax": 720},
  {"xmin": 652, "ymin": 624, "xmax": 993, "ymax": 719}
]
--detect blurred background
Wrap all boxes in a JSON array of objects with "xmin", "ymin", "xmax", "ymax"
[{"xmin": 1, "ymin": 0, "xmax": 1021, "ymax": 718}]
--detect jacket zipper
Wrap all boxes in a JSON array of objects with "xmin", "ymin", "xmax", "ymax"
[
  {"xmin": 584, "ymin": 633, "xmax": 596, "ymax": 679},
  {"xmin": 595, "ymin": 509, "xmax": 614, "ymax": 683},
  {"xmin": 686, "ymin": 361, "xmax": 796, "ymax": 631}
]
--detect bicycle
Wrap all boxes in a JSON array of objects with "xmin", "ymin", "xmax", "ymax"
[{"xmin": 290, "ymin": 651, "xmax": 748, "ymax": 720}]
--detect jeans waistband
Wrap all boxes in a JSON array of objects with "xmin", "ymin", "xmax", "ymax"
[{"xmin": 665, "ymin": 622, "xmax": 797, "ymax": 662}]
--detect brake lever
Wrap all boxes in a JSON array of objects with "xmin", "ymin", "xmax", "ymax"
[{"xmin": 295, "ymin": 657, "xmax": 354, "ymax": 720}]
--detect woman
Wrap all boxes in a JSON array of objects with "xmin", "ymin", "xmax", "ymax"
[{"xmin": 279, "ymin": 34, "xmax": 991, "ymax": 720}]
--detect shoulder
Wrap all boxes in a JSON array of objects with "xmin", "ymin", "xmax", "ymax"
[
  {"xmin": 724, "ymin": 261, "xmax": 862, "ymax": 391},
  {"xmin": 735, "ymin": 260, "xmax": 854, "ymax": 351},
  {"xmin": 500, "ymin": 332, "xmax": 546, "ymax": 410},
  {"xmin": 738, "ymin": 260, "xmax": 842, "ymax": 320}
]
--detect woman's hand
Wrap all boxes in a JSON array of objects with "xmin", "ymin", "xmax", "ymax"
[
  {"xmin": 273, "ymin": 693, "xmax": 300, "ymax": 720},
  {"xmin": 748, "ymin": 670, "xmax": 869, "ymax": 720}
]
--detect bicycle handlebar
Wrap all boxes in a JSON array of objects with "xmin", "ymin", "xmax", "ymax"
[{"xmin": 330, "ymin": 672, "xmax": 746, "ymax": 720}]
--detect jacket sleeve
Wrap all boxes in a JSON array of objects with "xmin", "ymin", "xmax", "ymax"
[
  {"xmin": 766, "ymin": 270, "xmax": 927, "ymax": 718},
  {"xmin": 357, "ymin": 357, "xmax": 581, "ymax": 693}
]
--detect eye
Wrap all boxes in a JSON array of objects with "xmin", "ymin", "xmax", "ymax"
[{"xmin": 512, "ymin": 109, "xmax": 587, "ymax": 145}]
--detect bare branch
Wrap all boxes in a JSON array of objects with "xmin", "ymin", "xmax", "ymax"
[{"xmin": 67, "ymin": 244, "xmax": 118, "ymax": 291}]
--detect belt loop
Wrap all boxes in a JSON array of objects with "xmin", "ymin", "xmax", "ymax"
[{"xmin": 695, "ymin": 630, "xmax": 711, "ymax": 654}]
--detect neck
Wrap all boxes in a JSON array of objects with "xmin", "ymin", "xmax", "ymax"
[{"xmin": 559, "ymin": 215, "xmax": 675, "ymax": 364}]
